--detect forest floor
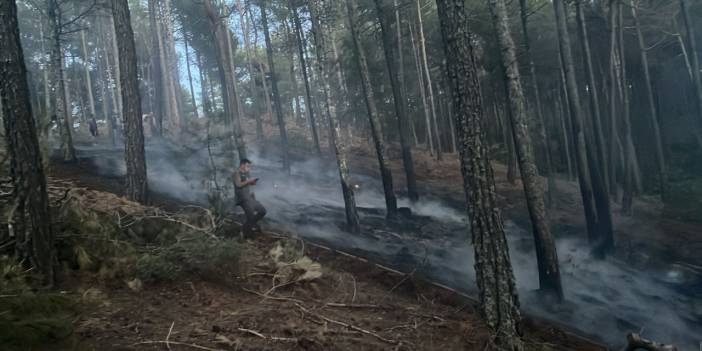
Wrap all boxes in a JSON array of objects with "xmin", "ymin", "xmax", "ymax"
[
  {"xmin": 49, "ymin": 159, "xmax": 603, "ymax": 351},
  {"xmin": 41, "ymin": 120, "xmax": 702, "ymax": 351}
]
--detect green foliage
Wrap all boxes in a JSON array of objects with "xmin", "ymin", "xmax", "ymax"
[
  {"xmin": 0, "ymin": 257, "xmax": 79, "ymax": 351},
  {"xmin": 136, "ymin": 235, "xmax": 242, "ymax": 283}
]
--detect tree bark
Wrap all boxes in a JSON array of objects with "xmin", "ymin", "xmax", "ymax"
[
  {"xmin": 291, "ymin": 2, "xmax": 322, "ymax": 155},
  {"xmin": 417, "ymin": 0, "xmax": 441, "ymax": 160},
  {"xmin": 435, "ymin": 0, "xmax": 523, "ymax": 348},
  {"xmin": 679, "ymin": 0, "xmax": 702, "ymax": 146},
  {"xmin": 617, "ymin": 0, "xmax": 638, "ymax": 214},
  {"xmin": 236, "ymin": 0, "xmax": 263, "ymax": 141},
  {"xmin": 553, "ymin": 0, "xmax": 601, "ymax": 248},
  {"xmin": 80, "ymin": 29, "xmax": 96, "ymax": 119},
  {"xmin": 47, "ymin": 0, "xmax": 76, "ymax": 162},
  {"xmin": 108, "ymin": 14, "xmax": 124, "ymax": 129},
  {"xmin": 487, "ymin": 0, "xmax": 563, "ymax": 298},
  {"xmin": 310, "ymin": 0, "xmax": 360, "ymax": 233},
  {"xmin": 374, "ymin": 0, "xmax": 419, "ymax": 201},
  {"xmin": 408, "ymin": 20, "xmax": 434, "ymax": 154},
  {"xmin": 574, "ymin": 0, "xmax": 615, "ymax": 257},
  {"xmin": 196, "ymin": 53, "xmax": 212, "ymax": 117},
  {"xmin": 260, "ymin": 0, "xmax": 291, "ymax": 172},
  {"xmin": 112, "ymin": 0, "xmax": 149, "ymax": 204},
  {"xmin": 346, "ymin": 0, "xmax": 398, "ymax": 220},
  {"xmin": 518, "ymin": 0, "xmax": 554, "ymax": 204},
  {"xmin": 147, "ymin": 0, "xmax": 163, "ymax": 135},
  {"xmin": 0, "ymin": 0, "xmax": 55, "ymax": 285},
  {"xmin": 183, "ymin": 33, "xmax": 199, "ymax": 119},
  {"xmin": 631, "ymin": 0, "xmax": 666, "ymax": 198},
  {"xmin": 203, "ymin": 0, "xmax": 247, "ymax": 160}
]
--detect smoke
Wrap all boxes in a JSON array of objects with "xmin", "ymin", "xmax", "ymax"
[{"xmin": 75, "ymin": 140, "xmax": 701, "ymax": 349}]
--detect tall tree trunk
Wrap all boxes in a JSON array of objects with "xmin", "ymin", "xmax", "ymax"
[
  {"xmin": 147, "ymin": 0, "xmax": 164, "ymax": 135},
  {"xmin": 101, "ymin": 27, "xmax": 118, "ymax": 145},
  {"xmin": 204, "ymin": 0, "xmax": 247, "ymax": 160},
  {"xmin": 183, "ymin": 34, "xmax": 199, "ymax": 119},
  {"xmin": 47, "ymin": 0, "xmax": 76, "ymax": 162},
  {"xmin": 518, "ymin": 0, "xmax": 555, "ymax": 204},
  {"xmin": 284, "ymin": 19, "xmax": 303, "ymax": 125},
  {"xmin": 631, "ymin": 0, "xmax": 666, "ymax": 198},
  {"xmin": 346, "ymin": 0, "xmax": 398, "ymax": 220},
  {"xmin": 435, "ymin": 0, "xmax": 523, "ymax": 348},
  {"xmin": 374, "ymin": 0, "xmax": 419, "ymax": 201},
  {"xmin": 80, "ymin": 29, "xmax": 96, "ymax": 119},
  {"xmin": 575, "ymin": 0, "xmax": 609, "ymax": 190},
  {"xmin": 236, "ymin": 0, "xmax": 263, "ymax": 141},
  {"xmin": 0, "ymin": 0, "xmax": 55, "ymax": 284},
  {"xmin": 196, "ymin": 53, "xmax": 212, "ymax": 117},
  {"xmin": 574, "ymin": 0, "xmax": 614, "ymax": 257},
  {"xmin": 618, "ymin": 0, "xmax": 638, "ymax": 214},
  {"xmin": 108, "ymin": 14, "xmax": 124, "ymax": 128},
  {"xmin": 260, "ymin": 1, "xmax": 291, "ymax": 172},
  {"xmin": 409, "ymin": 20, "xmax": 434, "ymax": 154},
  {"xmin": 553, "ymin": 0, "xmax": 600, "ymax": 249},
  {"xmin": 679, "ymin": 0, "xmax": 702, "ymax": 146},
  {"xmin": 161, "ymin": 0, "xmax": 182, "ymax": 130},
  {"xmin": 417, "ymin": 0, "xmax": 441, "ymax": 160},
  {"xmin": 310, "ymin": 0, "xmax": 361, "ymax": 233},
  {"xmin": 248, "ymin": 8, "xmax": 273, "ymax": 136},
  {"xmin": 112, "ymin": 0, "xmax": 148, "ymax": 203},
  {"xmin": 291, "ymin": 2, "xmax": 322, "ymax": 155},
  {"xmin": 555, "ymin": 91, "xmax": 573, "ymax": 179},
  {"xmin": 488, "ymin": 0, "xmax": 563, "ymax": 298}
]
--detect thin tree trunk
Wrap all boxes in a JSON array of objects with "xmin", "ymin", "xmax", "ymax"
[
  {"xmin": 161, "ymin": 0, "xmax": 181, "ymax": 130},
  {"xmin": 236, "ymin": 0, "xmax": 263, "ymax": 141},
  {"xmin": 409, "ymin": 20, "xmax": 434, "ymax": 154},
  {"xmin": 574, "ymin": 0, "xmax": 614, "ymax": 257},
  {"xmin": 553, "ymin": 0, "xmax": 600, "ymax": 248},
  {"xmin": 291, "ymin": 2, "xmax": 321, "ymax": 155},
  {"xmin": 284, "ymin": 19, "xmax": 303, "ymax": 125},
  {"xmin": 679, "ymin": 0, "xmax": 702, "ymax": 146},
  {"xmin": 346, "ymin": 0, "xmax": 398, "ymax": 219},
  {"xmin": 555, "ymin": 91, "xmax": 573, "ymax": 179},
  {"xmin": 417, "ymin": 0, "xmax": 441, "ymax": 160},
  {"xmin": 488, "ymin": 0, "xmax": 563, "ymax": 298},
  {"xmin": 519, "ymin": 0, "xmax": 555, "ymax": 204},
  {"xmin": 80, "ymin": 29, "xmax": 96, "ymax": 119},
  {"xmin": 147, "ymin": 0, "xmax": 163, "ymax": 135},
  {"xmin": 310, "ymin": 0, "xmax": 361, "ymax": 233},
  {"xmin": 260, "ymin": 0, "xmax": 291, "ymax": 172},
  {"xmin": 0, "ymin": 0, "xmax": 55, "ymax": 284},
  {"xmin": 204, "ymin": 0, "xmax": 247, "ymax": 160},
  {"xmin": 435, "ymin": 0, "xmax": 523, "ymax": 348},
  {"xmin": 183, "ymin": 34, "xmax": 199, "ymax": 119},
  {"xmin": 374, "ymin": 0, "xmax": 419, "ymax": 201},
  {"xmin": 112, "ymin": 0, "xmax": 148, "ymax": 204},
  {"xmin": 108, "ymin": 14, "xmax": 123, "ymax": 128},
  {"xmin": 618, "ymin": 0, "xmax": 637, "ymax": 214},
  {"xmin": 101, "ymin": 28, "xmax": 118, "ymax": 145},
  {"xmin": 631, "ymin": 1, "xmax": 666, "ymax": 198},
  {"xmin": 196, "ymin": 53, "xmax": 212, "ymax": 116}
]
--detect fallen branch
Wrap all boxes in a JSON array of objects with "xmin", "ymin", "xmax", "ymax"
[
  {"xmin": 295, "ymin": 303, "xmax": 400, "ymax": 345},
  {"xmin": 623, "ymin": 333, "xmax": 678, "ymax": 351},
  {"xmin": 132, "ymin": 341, "xmax": 228, "ymax": 351},
  {"xmin": 240, "ymin": 287, "xmax": 305, "ymax": 305},
  {"xmin": 324, "ymin": 302, "xmax": 381, "ymax": 309},
  {"xmin": 237, "ymin": 328, "xmax": 297, "ymax": 342}
]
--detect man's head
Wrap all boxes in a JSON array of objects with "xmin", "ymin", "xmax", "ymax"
[{"xmin": 239, "ymin": 158, "xmax": 252, "ymax": 173}]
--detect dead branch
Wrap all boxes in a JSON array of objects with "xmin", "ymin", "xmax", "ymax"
[
  {"xmin": 324, "ymin": 302, "xmax": 381, "ymax": 309},
  {"xmin": 623, "ymin": 333, "xmax": 678, "ymax": 351},
  {"xmin": 240, "ymin": 287, "xmax": 305, "ymax": 305},
  {"xmin": 295, "ymin": 303, "xmax": 401, "ymax": 345},
  {"xmin": 132, "ymin": 340, "xmax": 228, "ymax": 351},
  {"xmin": 236, "ymin": 327, "xmax": 298, "ymax": 342}
]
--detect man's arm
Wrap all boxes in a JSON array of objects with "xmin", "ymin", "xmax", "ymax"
[{"xmin": 233, "ymin": 172, "xmax": 256, "ymax": 188}]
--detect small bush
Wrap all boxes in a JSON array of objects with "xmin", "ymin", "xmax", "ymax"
[
  {"xmin": 136, "ymin": 236, "xmax": 242, "ymax": 283},
  {"xmin": 0, "ymin": 257, "xmax": 78, "ymax": 351}
]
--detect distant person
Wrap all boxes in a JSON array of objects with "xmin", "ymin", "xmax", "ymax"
[
  {"xmin": 88, "ymin": 117, "xmax": 99, "ymax": 137},
  {"xmin": 232, "ymin": 158, "xmax": 266, "ymax": 238}
]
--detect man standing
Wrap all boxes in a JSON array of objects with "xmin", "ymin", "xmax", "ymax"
[{"xmin": 233, "ymin": 158, "xmax": 266, "ymax": 238}]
